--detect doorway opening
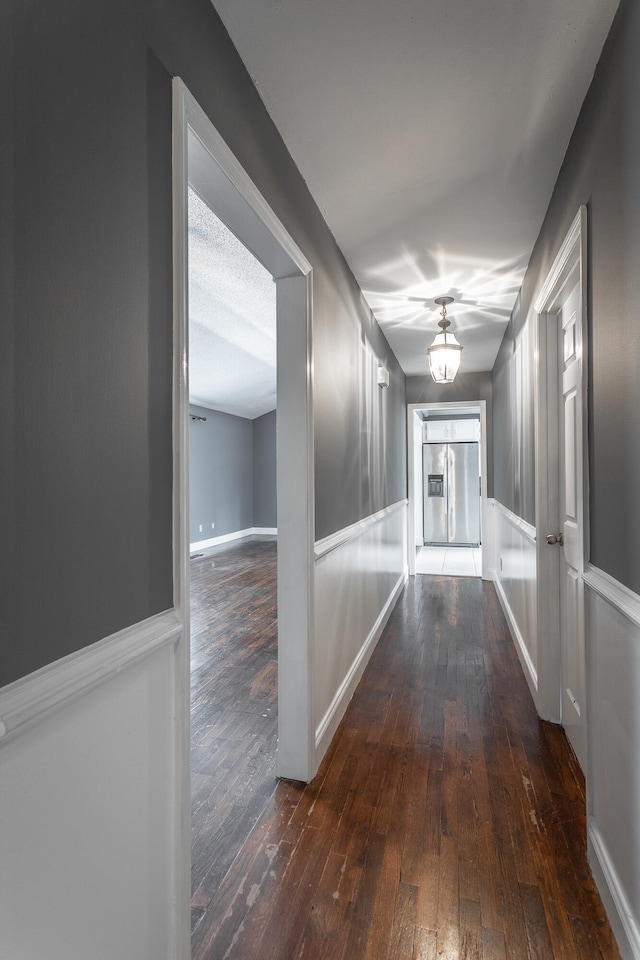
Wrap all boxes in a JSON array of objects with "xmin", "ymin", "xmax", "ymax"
[
  {"xmin": 172, "ymin": 78, "xmax": 316, "ymax": 950},
  {"xmin": 186, "ymin": 183, "xmax": 280, "ymax": 933},
  {"xmin": 173, "ymin": 79, "xmax": 315, "ymax": 777},
  {"xmin": 407, "ymin": 401, "xmax": 489, "ymax": 579}
]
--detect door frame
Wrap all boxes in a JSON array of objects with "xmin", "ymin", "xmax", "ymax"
[
  {"xmin": 407, "ymin": 400, "xmax": 488, "ymax": 578},
  {"xmin": 172, "ymin": 80, "xmax": 316, "ymax": 950},
  {"xmin": 533, "ymin": 206, "xmax": 589, "ymax": 728}
]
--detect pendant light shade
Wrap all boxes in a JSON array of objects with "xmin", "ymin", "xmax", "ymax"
[{"xmin": 427, "ymin": 296, "xmax": 462, "ymax": 383}]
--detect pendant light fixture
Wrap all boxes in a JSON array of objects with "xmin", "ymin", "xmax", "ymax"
[{"xmin": 427, "ymin": 296, "xmax": 462, "ymax": 383}]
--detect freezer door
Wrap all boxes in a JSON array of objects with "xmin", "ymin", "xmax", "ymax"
[
  {"xmin": 423, "ymin": 443, "xmax": 448, "ymax": 544},
  {"xmin": 447, "ymin": 442, "xmax": 480, "ymax": 545}
]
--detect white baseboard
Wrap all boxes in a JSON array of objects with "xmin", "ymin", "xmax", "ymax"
[
  {"xmin": 315, "ymin": 567, "xmax": 408, "ymax": 761},
  {"xmin": 190, "ymin": 527, "xmax": 277, "ymax": 551},
  {"xmin": 493, "ymin": 573, "xmax": 538, "ymax": 695},
  {"xmin": 589, "ymin": 822, "xmax": 640, "ymax": 960}
]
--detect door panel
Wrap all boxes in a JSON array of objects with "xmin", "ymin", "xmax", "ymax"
[
  {"xmin": 564, "ymin": 391, "xmax": 577, "ymax": 521},
  {"xmin": 423, "ymin": 443, "xmax": 448, "ymax": 544},
  {"xmin": 564, "ymin": 566, "xmax": 581, "ymax": 719},
  {"xmin": 448, "ymin": 443, "xmax": 480, "ymax": 545},
  {"xmin": 558, "ymin": 282, "xmax": 586, "ymax": 769}
]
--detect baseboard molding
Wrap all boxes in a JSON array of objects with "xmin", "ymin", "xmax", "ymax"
[
  {"xmin": 493, "ymin": 574, "xmax": 538, "ymax": 693},
  {"xmin": 315, "ymin": 567, "xmax": 408, "ymax": 761},
  {"xmin": 0, "ymin": 609, "xmax": 182, "ymax": 745},
  {"xmin": 190, "ymin": 527, "xmax": 277, "ymax": 551},
  {"xmin": 589, "ymin": 822, "xmax": 640, "ymax": 960}
]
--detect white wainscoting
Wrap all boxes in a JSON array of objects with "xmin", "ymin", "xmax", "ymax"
[
  {"xmin": 584, "ymin": 565, "xmax": 640, "ymax": 960},
  {"xmin": 314, "ymin": 500, "xmax": 408, "ymax": 764},
  {"xmin": 0, "ymin": 610, "xmax": 188, "ymax": 960},
  {"xmin": 491, "ymin": 499, "xmax": 538, "ymax": 697}
]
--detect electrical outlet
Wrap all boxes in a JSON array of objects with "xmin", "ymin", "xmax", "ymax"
[
  {"xmin": 211, "ymin": 522, "xmax": 215, "ymax": 529},
  {"xmin": 199, "ymin": 524, "xmax": 203, "ymax": 533}
]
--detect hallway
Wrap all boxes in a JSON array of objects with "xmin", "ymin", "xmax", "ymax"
[{"xmin": 190, "ymin": 544, "xmax": 619, "ymax": 960}]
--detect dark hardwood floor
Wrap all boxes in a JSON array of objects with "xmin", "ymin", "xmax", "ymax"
[
  {"xmin": 190, "ymin": 540, "xmax": 620, "ymax": 959},
  {"xmin": 190, "ymin": 537, "xmax": 279, "ymax": 934}
]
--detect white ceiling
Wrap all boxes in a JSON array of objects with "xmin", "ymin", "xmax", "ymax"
[
  {"xmin": 210, "ymin": 0, "xmax": 619, "ymax": 377},
  {"xmin": 188, "ymin": 188, "xmax": 277, "ymax": 419}
]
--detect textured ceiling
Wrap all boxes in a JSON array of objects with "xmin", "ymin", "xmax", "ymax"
[
  {"xmin": 211, "ymin": 0, "xmax": 619, "ymax": 376},
  {"xmin": 188, "ymin": 188, "xmax": 276, "ymax": 419}
]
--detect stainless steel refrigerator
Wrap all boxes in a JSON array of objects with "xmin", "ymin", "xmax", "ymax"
[{"xmin": 423, "ymin": 442, "xmax": 480, "ymax": 545}]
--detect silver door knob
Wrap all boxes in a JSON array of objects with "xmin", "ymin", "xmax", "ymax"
[{"xmin": 546, "ymin": 533, "xmax": 564, "ymax": 545}]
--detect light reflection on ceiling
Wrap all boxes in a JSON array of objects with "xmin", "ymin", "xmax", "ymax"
[{"xmin": 362, "ymin": 250, "xmax": 525, "ymax": 374}]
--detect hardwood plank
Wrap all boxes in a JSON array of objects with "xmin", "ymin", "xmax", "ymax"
[
  {"xmin": 388, "ymin": 882, "xmax": 419, "ymax": 960},
  {"xmin": 482, "ymin": 927, "xmax": 508, "ymax": 960},
  {"xmin": 415, "ymin": 854, "xmax": 440, "ymax": 933},
  {"xmin": 293, "ymin": 850, "xmax": 353, "ymax": 960},
  {"xmin": 400, "ymin": 740, "xmax": 432, "ymax": 884},
  {"xmin": 457, "ymin": 784, "xmax": 480, "ymax": 905},
  {"xmin": 363, "ymin": 819, "xmax": 404, "ymax": 959},
  {"xmin": 413, "ymin": 926, "xmax": 438, "ymax": 960},
  {"xmin": 568, "ymin": 914, "xmax": 608, "ymax": 960},
  {"xmin": 468, "ymin": 677, "xmax": 506, "ymax": 933},
  {"xmin": 519, "ymin": 881, "xmax": 555, "ymax": 960},
  {"xmin": 436, "ymin": 833, "xmax": 459, "ymax": 958},
  {"xmin": 249, "ymin": 824, "xmax": 337, "ymax": 960},
  {"xmin": 341, "ymin": 830, "xmax": 387, "ymax": 959},
  {"xmin": 460, "ymin": 897, "xmax": 483, "ymax": 959}
]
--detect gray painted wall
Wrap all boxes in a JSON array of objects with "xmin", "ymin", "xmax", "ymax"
[
  {"xmin": 493, "ymin": 0, "xmax": 640, "ymax": 592},
  {"xmin": 253, "ymin": 410, "xmax": 277, "ymax": 529},
  {"xmin": 189, "ymin": 405, "xmax": 253, "ymax": 542},
  {"xmin": 3, "ymin": 0, "xmax": 405, "ymax": 684},
  {"xmin": 189, "ymin": 405, "xmax": 276, "ymax": 541},
  {"xmin": 491, "ymin": 305, "xmax": 535, "ymax": 524},
  {"xmin": 313, "ymin": 275, "xmax": 407, "ymax": 539},
  {"xmin": 406, "ymin": 372, "xmax": 494, "ymax": 498}
]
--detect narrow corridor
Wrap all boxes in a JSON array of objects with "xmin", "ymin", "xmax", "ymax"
[{"xmin": 191, "ymin": 544, "xmax": 619, "ymax": 959}]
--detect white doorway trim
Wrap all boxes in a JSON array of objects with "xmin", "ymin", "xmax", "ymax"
[
  {"xmin": 533, "ymin": 206, "xmax": 588, "ymax": 727},
  {"xmin": 407, "ymin": 400, "xmax": 489, "ymax": 579},
  {"xmin": 172, "ymin": 80, "xmax": 316, "ymax": 951}
]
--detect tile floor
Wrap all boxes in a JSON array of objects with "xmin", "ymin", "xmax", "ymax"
[{"xmin": 415, "ymin": 544, "xmax": 482, "ymax": 577}]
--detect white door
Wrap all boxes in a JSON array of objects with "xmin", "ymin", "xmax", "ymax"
[{"xmin": 555, "ymin": 277, "xmax": 587, "ymax": 770}]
